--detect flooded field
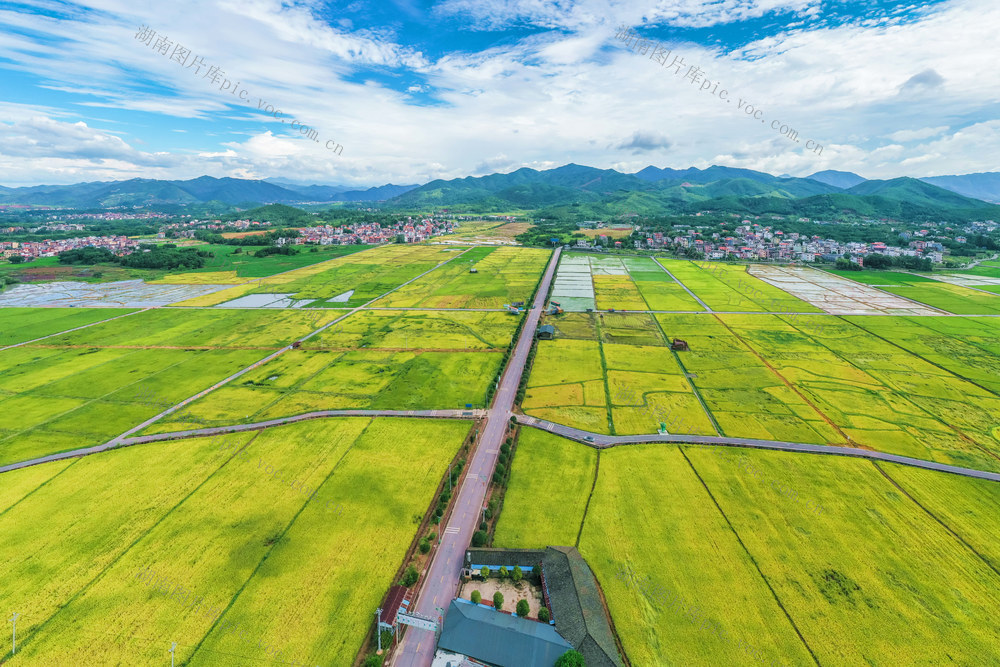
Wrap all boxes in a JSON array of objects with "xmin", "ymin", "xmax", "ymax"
[{"xmin": 0, "ymin": 280, "xmax": 231, "ymax": 308}]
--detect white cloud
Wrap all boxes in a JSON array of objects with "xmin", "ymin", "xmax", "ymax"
[
  {"xmin": 888, "ymin": 126, "xmax": 948, "ymax": 142},
  {"xmin": 0, "ymin": 0, "xmax": 997, "ymax": 186}
]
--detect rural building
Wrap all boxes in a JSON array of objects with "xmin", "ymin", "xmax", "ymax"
[
  {"xmin": 437, "ymin": 599, "xmax": 572, "ymax": 667},
  {"xmin": 450, "ymin": 546, "xmax": 624, "ymax": 667},
  {"xmin": 537, "ymin": 325, "xmax": 555, "ymax": 340}
]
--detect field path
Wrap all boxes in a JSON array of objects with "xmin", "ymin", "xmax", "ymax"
[
  {"xmin": 391, "ymin": 246, "xmax": 561, "ymax": 667},
  {"xmin": 513, "ymin": 415, "xmax": 1000, "ymax": 482},
  {"xmin": 0, "ymin": 307, "xmax": 151, "ymax": 351},
  {"xmin": 652, "ymin": 257, "xmax": 713, "ymax": 311},
  {"xmin": 97, "ymin": 248, "xmax": 474, "ymax": 446}
]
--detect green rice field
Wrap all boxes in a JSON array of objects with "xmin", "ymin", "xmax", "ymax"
[
  {"xmin": 0, "ymin": 418, "xmax": 470, "ymax": 666},
  {"xmin": 495, "ymin": 432, "xmax": 1000, "ymax": 665}
]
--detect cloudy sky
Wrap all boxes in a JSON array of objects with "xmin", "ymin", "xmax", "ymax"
[{"xmin": 0, "ymin": 0, "xmax": 996, "ymax": 187}]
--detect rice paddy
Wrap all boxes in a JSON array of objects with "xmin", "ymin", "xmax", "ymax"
[
  {"xmin": 0, "ymin": 418, "xmax": 470, "ymax": 666},
  {"xmin": 495, "ymin": 433, "xmax": 1000, "ymax": 665}
]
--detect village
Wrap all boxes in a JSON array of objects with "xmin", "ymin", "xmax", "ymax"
[{"xmin": 0, "ymin": 235, "xmax": 140, "ymax": 260}]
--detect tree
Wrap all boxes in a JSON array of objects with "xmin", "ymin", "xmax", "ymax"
[
  {"xmin": 480, "ymin": 566, "xmax": 490, "ymax": 580},
  {"xmin": 498, "ymin": 566, "xmax": 509, "ymax": 579},
  {"xmin": 516, "ymin": 599, "xmax": 530, "ymax": 617},
  {"xmin": 554, "ymin": 649, "xmax": 585, "ymax": 667},
  {"xmin": 513, "ymin": 566, "xmax": 523, "ymax": 583},
  {"xmin": 8, "ymin": 254, "xmax": 24, "ymax": 264},
  {"xmin": 363, "ymin": 655, "xmax": 382, "ymax": 667},
  {"xmin": 471, "ymin": 530, "xmax": 488, "ymax": 547},
  {"xmin": 471, "ymin": 590, "xmax": 481, "ymax": 604},
  {"xmin": 400, "ymin": 565, "xmax": 419, "ymax": 587},
  {"xmin": 419, "ymin": 538, "xmax": 430, "ymax": 554},
  {"xmin": 538, "ymin": 607, "xmax": 550, "ymax": 623},
  {"xmin": 493, "ymin": 591, "xmax": 504, "ymax": 611}
]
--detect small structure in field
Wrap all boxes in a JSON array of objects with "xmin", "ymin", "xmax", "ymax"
[
  {"xmin": 670, "ymin": 339, "xmax": 689, "ymax": 351},
  {"xmin": 537, "ymin": 325, "xmax": 555, "ymax": 340},
  {"xmin": 291, "ymin": 341, "xmax": 302, "ymax": 349}
]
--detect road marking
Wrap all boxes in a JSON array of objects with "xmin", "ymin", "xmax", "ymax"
[{"xmin": 444, "ymin": 526, "xmax": 460, "ymax": 534}]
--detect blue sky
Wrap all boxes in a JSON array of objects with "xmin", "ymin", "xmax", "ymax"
[{"xmin": 0, "ymin": 0, "xmax": 995, "ymax": 186}]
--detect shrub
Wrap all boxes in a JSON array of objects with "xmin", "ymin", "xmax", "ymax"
[
  {"xmin": 471, "ymin": 590, "xmax": 481, "ymax": 604},
  {"xmin": 554, "ymin": 650, "xmax": 585, "ymax": 667},
  {"xmin": 538, "ymin": 607, "xmax": 550, "ymax": 623},
  {"xmin": 480, "ymin": 521, "xmax": 488, "ymax": 532},
  {"xmin": 363, "ymin": 655, "xmax": 382, "ymax": 667},
  {"xmin": 426, "ymin": 532, "xmax": 437, "ymax": 541},
  {"xmin": 499, "ymin": 565, "xmax": 509, "ymax": 579},
  {"xmin": 419, "ymin": 539, "xmax": 430, "ymax": 554},
  {"xmin": 516, "ymin": 599, "xmax": 529, "ymax": 617},
  {"xmin": 484, "ymin": 507, "xmax": 493, "ymax": 520},
  {"xmin": 493, "ymin": 591, "xmax": 504, "ymax": 611},
  {"xmin": 513, "ymin": 566, "xmax": 523, "ymax": 583},
  {"xmin": 500, "ymin": 443, "xmax": 511, "ymax": 455},
  {"xmin": 400, "ymin": 565, "xmax": 419, "ymax": 587},
  {"xmin": 480, "ymin": 565, "xmax": 490, "ymax": 580},
  {"xmin": 471, "ymin": 530, "xmax": 487, "ymax": 547}
]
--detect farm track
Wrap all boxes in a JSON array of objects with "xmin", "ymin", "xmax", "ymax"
[
  {"xmin": 98, "ymin": 248, "xmax": 474, "ymax": 446},
  {"xmin": 0, "ymin": 307, "xmax": 151, "ymax": 351},
  {"xmin": 0, "ymin": 410, "xmax": 486, "ymax": 474},
  {"xmin": 513, "ymin": 415, "xmax": 1000, "ymax": 483}
]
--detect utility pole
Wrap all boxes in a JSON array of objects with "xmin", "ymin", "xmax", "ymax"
[
  {"xmin": 447, "ymin": 463, "xmax": 452, "ymax": 492},
  {"xmin": 169, "ymin": 641, "xmax": 176, "ymax": 667},
  {"xmin": 8, "ymin": 612, "xmax": 18, "ymax": 655},
  {"xmin": 375, "ymin": 608, "xmax": 382, "ymax": 651}
]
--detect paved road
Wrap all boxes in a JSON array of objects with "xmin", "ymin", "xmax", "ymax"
[
  {"xmin": 391, "ymin": 247, "xmax": 561, "ymax": 667},
  {"xmin": 515, "ymin": 415, "xmax": 1000, "ymax": 482},
  {"xmin": 0, "ymin": 410, "xmax": 485, "ymax": 474}
]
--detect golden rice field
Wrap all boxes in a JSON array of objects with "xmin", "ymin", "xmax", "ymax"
[
  {"xmin": 150, "ymin": 270, "xmax": 244, "ymax": 285},
  {"xmin": 659, "ymin": 259, "xmax": 821, "ymax": 313},
  {"xmin": 374, "ymin": 246, "xmax": 549, "ymax": 308},
  {"xmin": 0, "ymin": 418, "xmax": 470, "ymax": 666},
  {"xmin": 524, "ymin": 308, "xmax": 1000, "ymax": 470},
  {"xmin": 495, "ymin": 432, "xmax": 1000, "ymax": 665},
  {"xmin": 246, "ymin": 244, "xmax": 464, "ymax": 306}
]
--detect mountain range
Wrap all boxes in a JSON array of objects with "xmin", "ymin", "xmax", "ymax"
[
  {"xmin": 0, "ymin": 176, "xmax": 419, "ymax": 208},
  {"xmin": 2, "ymin": 168, "xmax": 1000, "ymax": 222},
  {"xmin": 390, "ymin": 164, "xmax": 1000, "ymax": 222}
]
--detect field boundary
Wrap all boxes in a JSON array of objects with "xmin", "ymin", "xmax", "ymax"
[{"xmin": 680, "ymin": 448, "xmax": 822, "ymax": 665}]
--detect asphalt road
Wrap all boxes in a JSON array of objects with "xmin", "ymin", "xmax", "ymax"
[
  {"xmin": 391, "ymin": 247, "xmax": 561, "ymax": 667},
  {"xmin": 515, "ymin": 415, "xmax": 1000, "ymax": 482}
]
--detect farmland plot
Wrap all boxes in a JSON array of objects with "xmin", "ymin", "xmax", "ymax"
[
  {"xmin": 496, "ymin": 433, "xmax": 1000, "ymax": 666},
  {"xmin": 0, "ymin": 418, "xmax": 469, "ymax": 666},
  {"xmin": 375, "ymin": 246, "xmax": 549, "ymax": 308}
]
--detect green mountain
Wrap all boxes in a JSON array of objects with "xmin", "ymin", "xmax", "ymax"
[{"xmin": 391, "ymin": 166, "xmax": 1000, "ymax": 223}]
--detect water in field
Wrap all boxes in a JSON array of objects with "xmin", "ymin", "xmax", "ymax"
[
  {"xmin": 0, "ymin": 279, "xmax": 230, "ymax": 308},
  {"xmin": 215, "ymin": 293, "xmax": 316, "ymax": 308},
  {"xmin": 329, "ymin": 289, "xmax": 354, "ymax": 302}
]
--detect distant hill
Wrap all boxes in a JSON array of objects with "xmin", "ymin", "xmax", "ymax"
[
  {"xmin": 5, "ymin": 166, "xmax": 1000, "ymax": 222},
  {"xmin": 0, "ymin": 176, "xmax": 419, "ymax": 207},
  {"xmin": 920, "ymin": 172, "xmax": 1000, "ymax": 204},
  {"xmin": 807, "ymin": 170, "xmax": 867, "ymax": 189},
  {"xmin": 387, "ymin": 165, "xmax": 1000, "ymax": 222}
]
